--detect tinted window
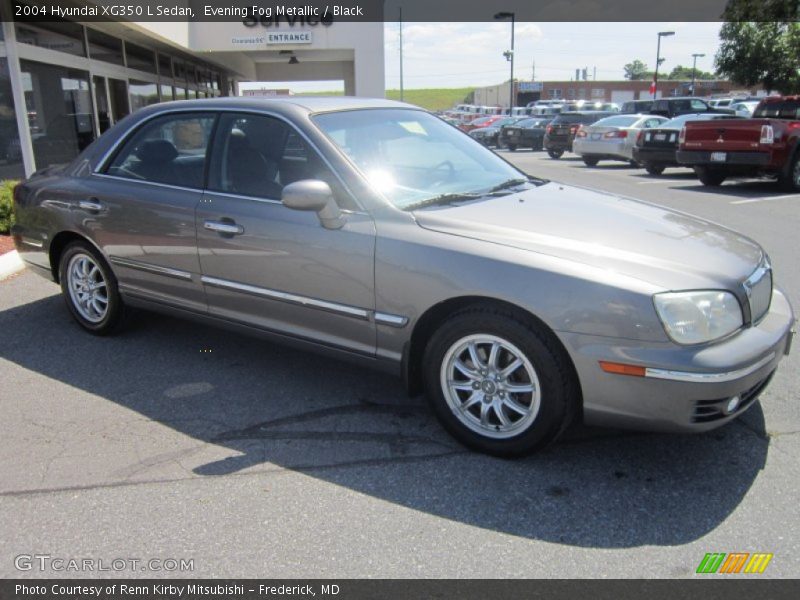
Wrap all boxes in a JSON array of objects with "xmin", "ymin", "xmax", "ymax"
[
  {"xmin": 754, "ymin": 99, "xmax": 800, "ymax": 119},
  {"xmin": 690, "ymin": 99, "xmax": 709, "ymax": 110},
  {"xmin": 552, "ymin": 114, "xmax": 587, "ymax": 125},
  {"xmin": 208, "ymin": 113, "xmax": 353, "ymax": 208},
  {"xmin": 106, "ymin": 113, "xmax": 216, "ymax": 188}
]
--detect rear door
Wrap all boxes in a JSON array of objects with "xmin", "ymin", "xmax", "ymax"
[
  {"xmin": 83, "ymin": 111, "xmax": 216, "ymax": 312},
  {"xmin": 196, "ymin": 112, "xmax": 377, "ymax": 356}
]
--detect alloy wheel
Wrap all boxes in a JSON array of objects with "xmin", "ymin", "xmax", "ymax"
[
  {"xmin": 67, "ymin": 253, "xmax": 109, "ymax": 323},
  {"xmin": 439, "ymin": 334, "xmax": 541, "ymax": 439}
]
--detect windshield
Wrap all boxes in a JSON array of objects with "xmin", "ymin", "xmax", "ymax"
[{"xmin": 314, "ymin": 109, "xmax": 527, "ymax": 210}]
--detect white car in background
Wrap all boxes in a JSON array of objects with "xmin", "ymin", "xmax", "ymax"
[
  {"xmin": 730, "ymin": 100, "xmax": 760, "ymax": 117},
  {"xmin": 572, "ymin": 114, "xmax": 668, "ymax": 166}
]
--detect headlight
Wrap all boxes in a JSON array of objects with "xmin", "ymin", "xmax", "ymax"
[{"xmin": 653, "ymin": 290, "xmax": 743, "ymax": 345}]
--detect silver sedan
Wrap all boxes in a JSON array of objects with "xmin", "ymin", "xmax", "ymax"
[
  {"xmin": 573, "ymin": 114, "xmax": 668, "ymax": 166},
  {"xmin": 11, "ymin": 98, "xmax": 795, "ymax": 456}
]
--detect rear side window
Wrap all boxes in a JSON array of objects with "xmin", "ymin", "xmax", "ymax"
[
  {"xmin": 594, "ymin": 116, "xmax": 639, "ymax": 127},
  {"xmin": 754, "ymin": 99, "xmax": 800, "ymax": 119},
  {"xmin": 552, "ymin": 114, "xmax": 585, "ymax": 125},
  {"xmin": 105, "ymin": 113, "xmax": 216, "ymax": 189}
]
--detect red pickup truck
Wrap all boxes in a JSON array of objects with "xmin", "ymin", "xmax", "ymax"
[{"xmin": 676, "ymin": 96, "xmax": 800, "ymax": 190}]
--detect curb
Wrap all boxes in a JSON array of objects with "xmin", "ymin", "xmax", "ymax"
[{"xmin": 0, "ymin": 250, "xmax": 25, "ymax": 281}]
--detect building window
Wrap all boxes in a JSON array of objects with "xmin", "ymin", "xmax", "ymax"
[
  {"xmin": 577, "ymin": 88, "xmax": 587, "ymax": 99},
  {"xmin": 129, "ymin": 80, "xmax": 159, "ymax": 112},
  {"xmin": 125, "ymin": 43, "xmax": 156, "ymax": 74},
  {"xmin": 0, "ymin": 57, "xmax": 25, "ymax": 179},
  {"xmin": 548, "ymin": 89, "xmax": 562, "ymax": 99},
  {"xmin": 160, "ymin": 84, "xmax": 174, "ymax": 102},
  {"xmin": 20, "ymin": 59, "xmax": 94, "ymax": 170},
  {"xmin": 87, "ymin": 28, "xmax": 124, "ymax": 66},
  {"xmin": 158, "ymin": 53, "xmax": 173, "ymax": 80},
  {"xmin": 15, "ymin": 21, "xmax": 86, "ymax": 57},
  {"xmin": 591, "ymin": 88, "xmax": 605, "ymax": 99}
]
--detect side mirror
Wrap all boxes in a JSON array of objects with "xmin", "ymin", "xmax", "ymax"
[{"xmin": 281, "ymin": 179, "xmax": 344, "ymax": 230}]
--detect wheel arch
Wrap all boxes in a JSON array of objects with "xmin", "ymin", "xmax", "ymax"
[
  {"xmin": 48, "ymin": 231, "xmax": 105, "ymax": 283},
  {"xmin": 403, "ymin": 295, "xmax": 583, "ymax": 414}
]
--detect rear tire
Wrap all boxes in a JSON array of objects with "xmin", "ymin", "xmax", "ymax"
[
  {"xmin": 779, "ymin": 153, "xmax": 800, "ymax": 192},
  {"xmin": 645, "ymin": 164, "xmax": 665, "ymax": 176},
  {"xmin": 58, "ymin": 241, "xmax": 125, "ymax": 335},
  {"xmin": 629, "ymin": 160, "xmax": 640, "ymax": 168},
  {"xmin": 695, "ymin": 167, "xmax": 726, "ymax": 187},
  {"xmin": 548, "ymin": 150, "xmax": 564, "ymax": 159},
  {"xmin": 507, "ymin": 144, "xmax": 517, "ymax": 151},
  {"xmin": 423, "ymin": 307, "xmax": 578, "ymax": 457},
  {"xmin": 583, "ymin": 157, "xmax": 599, "ymax": 167}
]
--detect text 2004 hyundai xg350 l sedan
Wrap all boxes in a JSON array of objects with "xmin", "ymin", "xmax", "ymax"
[{"xmin": 12, "ymin": 98, "xmax": 795, "ymax": 456}]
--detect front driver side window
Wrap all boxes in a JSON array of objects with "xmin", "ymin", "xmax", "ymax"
[
  {"xmin": 207, "ymin": 113, "xmax": 356, "ymax": 209},
  {"xmin": 105, "ymin": 112, "xmax": 216, "ymax": 189}
]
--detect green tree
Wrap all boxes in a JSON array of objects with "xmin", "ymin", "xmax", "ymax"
[
  {"xmin": 667, "ymin": 65, "xmax": 716, "ymax": 80},
  {"xmin": 623, "ymin": 59, "xmax": 652, "ymax": 81},
  {"xmin": 715, "ymin": 0, "xmax": 800, "ymax": 93}
]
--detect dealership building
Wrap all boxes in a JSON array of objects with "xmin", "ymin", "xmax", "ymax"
[{"xmin": 0, "ymin": 1, "xmax": 385, "ymax": 178}]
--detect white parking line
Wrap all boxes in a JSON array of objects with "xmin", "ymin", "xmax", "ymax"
[{"xmin": 730, "ymin": 194, "xmax": 798, "ymax": 205}]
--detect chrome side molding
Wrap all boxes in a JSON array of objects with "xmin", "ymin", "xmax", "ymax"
[{"xmin": 109, "ymin": 257, "xmax": 193, "ymax": 281}]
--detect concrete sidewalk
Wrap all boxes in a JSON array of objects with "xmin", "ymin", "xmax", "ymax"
[{"xmin": 0, "ymin": 250, "xmax": 24, "ymax": 281}]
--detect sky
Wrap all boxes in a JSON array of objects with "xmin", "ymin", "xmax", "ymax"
[{"xmin": 238, "ymin": 21, "xmax": 724, "ymax": 94}]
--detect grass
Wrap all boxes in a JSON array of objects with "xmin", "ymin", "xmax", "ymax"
[
  {"xmin": 0, "ymin": 180, "xmax": 17, "ymax": 234},
  {"xmin": 296, "ymin": 88, "xmax": 475, "ymax": 111}
]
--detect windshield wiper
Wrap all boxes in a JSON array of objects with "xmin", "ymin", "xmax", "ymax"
[
  {"xmin": 403, "ymin": 192, "xmax": 483, "ymax": 211},
  {"xmin": 485, "ymin": 176, "xmax": 547, "ymax": 193}
]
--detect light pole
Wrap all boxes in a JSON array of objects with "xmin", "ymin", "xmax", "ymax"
[
  {"xmin": 494, "ymin": 12, "xmax": 515, "ymax": 111},
  {"xmin": 652, "ymin": 31, "xmax": 675, "ymax": 99},
  {"xmin": 690, "ymin": 53, "xmax": 705, "ymax": 96}
]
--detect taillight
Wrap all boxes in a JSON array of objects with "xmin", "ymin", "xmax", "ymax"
[
  {"xmin": 569, "ymin": 125, "xmax": 579, "ymax": 134},
  {"xmin": 546, "ymin": 125, "xmax": 553, "ymax": 134},
  {"xmin": 678, "ymin": 126, "xmax": 686, "ymax": 145},
  {"xmin": 636, "ymin": 130, "xmax": 645, "ymax": 145},
  {"xmin": 760, "ymin": 124, "xmax": 774, "ymax": 144},
  {"xmin": 576, "ymin": 129, "xmax": 587, "ymax": 138},
  {"xmin": 603, "ymin": 130, "xmax": 628, "ymax": 139}
]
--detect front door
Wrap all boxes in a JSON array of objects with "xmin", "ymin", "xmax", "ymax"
[{"xmin": 196, "ymin": 112, "xmax": 377, "ymax": 356}]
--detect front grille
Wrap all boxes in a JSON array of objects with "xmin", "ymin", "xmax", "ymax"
[
  {"xmin": 691, "ymin": 372, "xmax": 773, "ymax": 424},
  {"xmin": 744, "ymin": 263, "xmax": 772, "ymax": 324}
]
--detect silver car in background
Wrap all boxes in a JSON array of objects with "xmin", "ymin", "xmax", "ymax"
[
  {"xmin": 11, "ymin": 98, "xmax": 795, "ymax": 456},
  {"xmin": 573, "ymin": 114, "xmax": 668, "ymax": 166}
]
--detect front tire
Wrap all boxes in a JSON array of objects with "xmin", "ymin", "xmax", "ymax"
[
  {"xmin": 695, "ymin": 166, "xmax": 726, "ymax": 186},
  {"xmin": 423, "ymin": 308, "xmax": 577, "ymax": 456},
  {"xmin": 548, "ymin": 150, "xmax": 564, "ymax": 159},
  {"xmin": 507, "ymin": 144, "xmax": 517, "ymax": 151},
  {"xmin": 583, "ymin": 156, "xmax": 599, "ymax": 167},
  {"xmin": 59, "ymin": 241, "xmax": 125, "ymax": 335}
]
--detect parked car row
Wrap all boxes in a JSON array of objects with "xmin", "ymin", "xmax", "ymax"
[{"xmin": 574, "ymin": 96, "xmax": 800, "ymax": 192}]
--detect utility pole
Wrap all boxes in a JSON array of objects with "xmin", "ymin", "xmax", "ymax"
[
  {"xmin": 690, "ymin": 53, "xmax": 705, "ymax": 96},
  {"xmin": 399, "ymin": 8, "xmax": 404, "ymax": 101}
]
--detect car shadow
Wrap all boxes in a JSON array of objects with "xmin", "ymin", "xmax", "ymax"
[
  {"xmin": 675, "ymin": 180, "xmax": 795, "ymax": 198},
  {"xmin": 0, "ymin": 291, "xmax": 771, "ymax": 549}
]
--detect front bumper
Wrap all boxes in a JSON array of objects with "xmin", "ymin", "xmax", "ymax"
[{"xmin": 560, "ymin": 287, "xmax": 795, "ymax": 433}]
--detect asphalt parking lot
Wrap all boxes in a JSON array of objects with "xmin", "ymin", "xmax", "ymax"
[{"xmin": 1, "ymin": 153, "xmax": 798, "ymax": 578}]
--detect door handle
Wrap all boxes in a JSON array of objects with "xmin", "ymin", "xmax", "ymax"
[
  {"xmin": 204, "ymin": 220, "xmax": 244, "ymax": 235},
  {"xmin": 78, "ymin": 199, "xmax": 104, "ymax": 212}
]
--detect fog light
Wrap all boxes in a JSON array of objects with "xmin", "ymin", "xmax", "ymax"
[{"xmin": 725, "ymin": 395, "xmax": 741, "ymax": 415}]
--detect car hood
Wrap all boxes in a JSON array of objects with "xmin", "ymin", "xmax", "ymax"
[{"xmin": 413, "ymin": 182, "xmax": 763, "ymax": 290}]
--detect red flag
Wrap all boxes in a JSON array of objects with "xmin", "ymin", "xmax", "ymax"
[{"xmin": 649, "ymin": 80, "xmax": 656, "ymax": 96}]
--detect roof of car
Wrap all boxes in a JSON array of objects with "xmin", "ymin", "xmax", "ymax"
[{"xmin": 134, "ymin": 96, "xmax": 418, "ymax": 117}]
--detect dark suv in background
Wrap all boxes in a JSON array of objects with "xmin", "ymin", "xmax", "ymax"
[
  {"xmin": 543, "ymin": 111, "xmax": 614, "ymax": 158},
  {"xmin": 620, "ymin": 100, "xmax": 654, "ymax": 114},
  {"xmin": 649, "ymin": 97, "xmax": 732, "ymax": 118}
]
